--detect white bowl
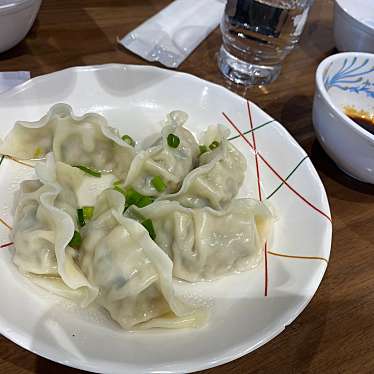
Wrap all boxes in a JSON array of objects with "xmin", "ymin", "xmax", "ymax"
[
  {"xmin": 334, "ymin": 0, "xmax": 374, "ymax": 53},
  {"xmin": 0, "ymin": 0, "xmax": 42, "ymax": 53},
  {"xmin": 313, "ymin": 52, "xmax": 374, "ymax": 183}
]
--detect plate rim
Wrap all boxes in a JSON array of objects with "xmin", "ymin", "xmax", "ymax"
[{"xmin": 0, "ymin": 63, "xmax": 332, "ymax": 374}]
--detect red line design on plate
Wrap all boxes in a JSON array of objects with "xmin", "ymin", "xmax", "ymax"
[
  {"xmin": 0, "ymin": 241, "xmax": 13, "ymax": 249},
  {"xmin": 0, "ymin": 217, "xmax": 12, "ymax": 230},
  {"xmin": 222, "ymin": 111, "xmax": 332, "ymax": 223},
  {"xmin": 247, "ymin": 100, "xmax": 262, "ymax": 201},
  {"xmin": 268, "ymin": 250, "xmax": 328, "ymax": 264},
  {"xmin": 264, "ymin": 242, "xmax": 268, "ymax": 297},
  {"xmin": 246, "ymin": 100, "xmax": 268, "ymax": 296}
]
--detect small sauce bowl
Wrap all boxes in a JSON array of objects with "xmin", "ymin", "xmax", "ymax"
[{"xmin": 313, "ymin": 52, "xmax": 374, "ymax": 183}]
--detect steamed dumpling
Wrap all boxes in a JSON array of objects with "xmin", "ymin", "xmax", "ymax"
[
  {"xmin": 12, "ymin": 180, "xmax": 60, "ymax": 276},
  {"xmin": 11, "ymin": 154, "xmax": 117, "ymax": 307},
  {"xmin": 124, "ymin": 111, "xmax": 199, "ymax": 196},
  {"xmin": 7, "ymin": 102, "xmax": 275, "ymax": 331},
  {"xmin": 12, "ymin": 177, "xmax": 98, "ymax": 307},
  {"xmin": 80, "ymin": 190, "xmax": 206, "ymax": 329},
  {"xmin": 158, "ymin": 125, "xmax": 246, "ymax": 209},
  {"xmin": 0, "ymin": 103, "xmax": 135, "ymax": 179},
  {"xmin": 126, "ymin": 199, "xmax": 273, "ymax": 282}
]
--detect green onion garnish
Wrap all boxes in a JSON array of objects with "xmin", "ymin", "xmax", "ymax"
[
  {"xmin": 114, "ymin": 185, "xmax": 126, "ymax": 197},
  {"xmin": 83, "ymin": 206, "xmax": 94, "ymax": 220},
  {"xmin": 167, "ymin": 133, "xmax": 180, "ymax": 148},
  {"xmin": 113, "ymin": 180, "xmax": 122, "ymax": 186},
  {"xmin": 69, "ymin": 230, "xmax": 82, "ymax": 249},
  {"xmin": 77, "ymin": 208, "xmax": 85, "ymax": 227},
  {"xmin": 199, "ymin": 145, "xmax": 208, "ymax": 155},
  {"xmin": 77, "ymin": 206, "xmax": 94, "ymax": 227},
  {"xmin": 125, "ymin": 187, "xmax": 143, "ymax": 206},
  {"xmin": 33, "ymin": 147, "xmax": 43, "ymax": 158},
  {"xmin": 123, "ymin": 187, "xmax": 155, "ymax": 209},
  {"xmin": 141, "ymin": 219, "xmax": 156, "ymax": 240},
  {"xmin": 209, "ymin": 141, "xmax": 220, "ymax": 150},
  {"xmin": 151, "ymin": 176, "xmax": 167, "ymax": 192},
  {"xmin": 136, "ymin": 196, "xmax": 154, "ymax": 208},
  {"xmin": 73, "ymin": 165, "xmax": 101, "ymax": 177},
  {"xmin": 121, "ymin": 134, "xmax": 135, "ymax": 147}
]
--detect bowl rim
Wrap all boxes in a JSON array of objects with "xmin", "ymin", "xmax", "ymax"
[
  {"xmin": 315, "ymin": 51, "xmax": 374, "ymax": 142},
  {"xmin": 335, "ymin": 0, "xmax": 374, "ymax": 35},
  {"xmin": 0, "ymin": 0, "xmax": 40, "ymax": 15}
]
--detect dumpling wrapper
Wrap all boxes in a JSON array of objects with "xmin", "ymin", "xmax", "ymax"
[
  {"xmin": 126, "ymin": 199, "xmax": 273, "ymax": 282},
  {"xmin": 158, "ymin": 124, "xmax": 247, "ymax": 209},
  {"xmin": 80, "ymin": 190, "xmax": 207, "ymax": 329},
  {"xmin": 0, "ymin": 103, "xmax": 135, "ymax": 179},
  {"xmin": 12, "ymin": 154, "xmax": 117, "ymax": 306},
  {"xmin": 124, "ymin": 111, "xmax": 199, "ymax": 196}
]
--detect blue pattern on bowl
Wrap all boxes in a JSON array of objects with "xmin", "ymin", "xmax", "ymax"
[{"xmin": 324, "ymin": 57, "xmax": 374, "ymax": 98}]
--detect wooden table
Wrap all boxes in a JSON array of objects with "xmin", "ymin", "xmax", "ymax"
[{"xmin": 1, "ymin": 0, "xmax": 374, "ymax": 373}]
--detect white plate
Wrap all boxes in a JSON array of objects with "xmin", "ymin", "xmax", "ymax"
[{"xmin": 0, "ymin": 64, "xmax": 332, "ymax": 373}]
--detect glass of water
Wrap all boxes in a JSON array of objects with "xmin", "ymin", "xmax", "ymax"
[{"xmin": 218, "ymin": 0, "xmax": 314, "ymax": 85}]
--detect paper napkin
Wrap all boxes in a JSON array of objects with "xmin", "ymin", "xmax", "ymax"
[{"xmin": 119, "ymin": 0, "xmax": 226, "ymax": 68}]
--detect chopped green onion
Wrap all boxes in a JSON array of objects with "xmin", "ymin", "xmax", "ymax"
[
  {"xmin": 114, "ymin": 185, "xmax": 126, "ymax": 197},
  {"xmin": 167, "ymin": 133, "xmax": 180, "ymax": 148},
  {"xmin": 73, "ymin": 165, "xmax": 101, "ymax": 177},
  {"xmin": 141, "ymin": 219, "xmax": 156, "ymax": 240},
  {"xmin": 33, "ymin": 147, "xmax": 43, "ymax": 158},
  {"xmin": 77, "ymin": 208, "xmax": 85, "ymax": 227},
  {"xmin": 125, "ymin": 187, "xmax": 143, "ymax": 206},
  {"xmin": 78, "ymin": 206, "xmax": 94, "ymax": 227},
  {"xmin": 136, "ymin": 196, "xmax": 154, "ymax": 208},
  {"xmin": 83, "ymin": 206, "xmax": 94, "ymax": 220},
  {"xmin": 113, "ymin": 180, "xmax": 122, "ymax": 186},
  {"xmin": 151, "ymin": 175, "xmax": 167, "ymax": 192},
  {"xmin": 199, "ymin": 145, "xmax": 208, "ymax": 155},
  {"xmin": 123, "ymin": 187, "xmax": 155, "ymax": 209},
  {"xmin": 69, "ymin": 231, "xmax": 82, "ymax": 249},
  {"xmin": 121, "ymin": 134, "xmax": 135, "ymax": 147},
  {"xmin": 209, "ymin": 141, "xmax": 220, "ymax": 150}
]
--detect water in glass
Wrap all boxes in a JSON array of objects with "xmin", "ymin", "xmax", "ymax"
[{"xmin": 218, "ymin": 0, "xmax": 313, "ymax": 85}]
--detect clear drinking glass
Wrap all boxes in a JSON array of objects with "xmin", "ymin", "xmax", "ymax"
[{"xmin": 218, "ymin": 0, "xmax": 314, "ymax": 85}]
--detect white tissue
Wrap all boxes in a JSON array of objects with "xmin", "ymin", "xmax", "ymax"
[
  {"xmin": 0, "ymin": 71, "xmax": 30, "ymax": 94},
  {"xmin": 119, "ymin": 0, "xmax": 225, "ymax": 68}
]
